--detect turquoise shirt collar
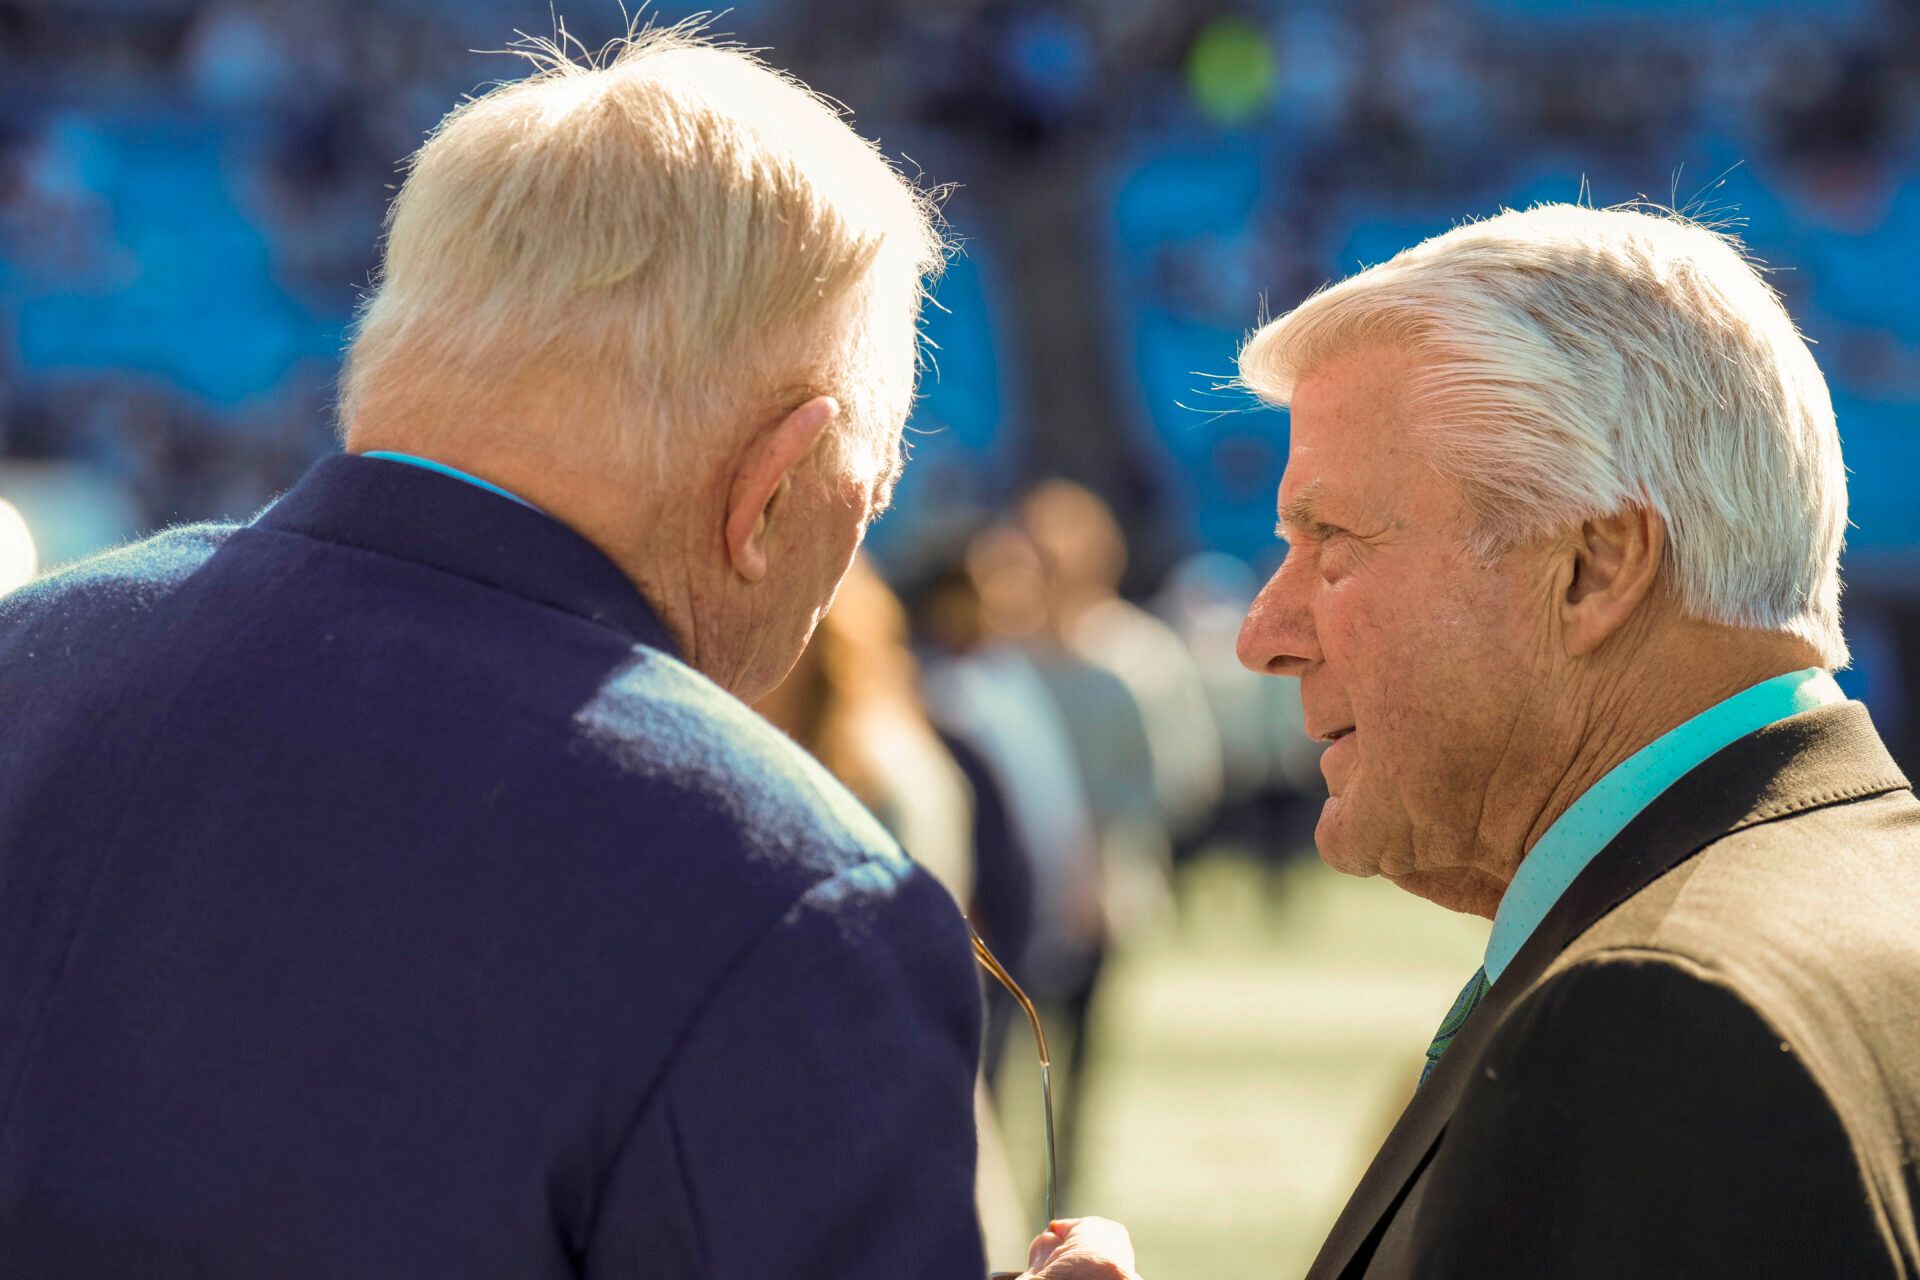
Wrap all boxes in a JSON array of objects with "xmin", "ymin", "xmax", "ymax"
[
  {"xmin": 360, "ymin": 451, "xmax": 545, "ymax": 515},
  {"xmin": 1484, "ymin": 667, "xmax": 1846, "ymax": 982}
]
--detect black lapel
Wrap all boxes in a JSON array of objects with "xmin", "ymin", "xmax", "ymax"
[{"xmin": 1304, "ymin": 700, "xmax": 1910, "ymax": 1280}]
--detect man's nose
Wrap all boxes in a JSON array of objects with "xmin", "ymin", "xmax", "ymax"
[{"xmin": 1237, "ymin": 562, "xmax": 1318, "ymax": 677}]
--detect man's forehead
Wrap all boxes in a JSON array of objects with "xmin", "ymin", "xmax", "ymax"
[
  {"xmin": 1285, "ymin": 342, "xmax": 1423, "ymax": 454},
  {"xmin": 1277, "ymin": 347, "xmax": 1480, "ymax": 542},
  {"xmin": 1275, "ymin": 431, "xmax": 1432, "ymax": 532},
  {"xmin": 1278, "ymin": 406, "xmax": 1430, "ymax": 514}
]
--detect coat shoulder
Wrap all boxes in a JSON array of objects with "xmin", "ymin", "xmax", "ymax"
[
  {"xmin": 0, "ymin": 521, "xmax": 238, "ymax": 626},
  {"xmin": 1553, "ymin": 785, "xmax": 1920, "ymax": 993},
  {"xmin": 1515, "ymin": 788, "xmax": 1920, "ymax": 1275},
  {"xmin": 564, "ymin": 642, "xmax": 912, "ymax": 881}
]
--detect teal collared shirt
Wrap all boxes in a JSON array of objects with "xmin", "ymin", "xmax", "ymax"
[
  {"xmin": 360, "ymin": 451, "xmax": 545, "ymax": 514},
  {"xmin": 1484, "ymin": 667, "xmax": 1847, "ymax": 982}
]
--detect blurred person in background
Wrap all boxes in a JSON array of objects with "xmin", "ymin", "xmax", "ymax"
[
  {"xmin": 0, "ymin": 24, "xmax": 1122, "ymax": 1279},
  {"xmin": 905, "ymin": 558, "xmax": 1037, "ymax": 1079},
  {"xmin": 758, "ymin": 556, "xmax": 976, "ymax": 895},
  {"xmin": 1012, "ymin": 483, "xmax": 1242, "ymax": 1186},
  {"xmin": 990, "ymin": 513, "xmax": 1159, "ymax": 1201},
  {"xmin": 1154, "ymin": 550, "xmax": 1325, "ymax": 886},
  {"xmin": 755, "ymin": 553, "xmax": 1030, "ymax": 1265},
  {"xmin": 916, "ymin": 525, "xmax": 1114, "ymax": 1200},
  {"xmin": 1021, "ymin": 480, "xmax": 1224, "ymax": 868},
  {"xmin": 1058, "ymin": 201, "xmax": 1920, "ymax": 1279}
]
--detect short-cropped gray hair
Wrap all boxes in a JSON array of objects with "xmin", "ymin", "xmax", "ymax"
[
  {"xmin": 1238, "ymin": 203, "xmax": 1849, "ymax": 667},
  {"xmin": 341, "ymin": 21, "xmax": 947, "ymax": 496}
]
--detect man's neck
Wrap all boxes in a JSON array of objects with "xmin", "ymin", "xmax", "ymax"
[
  {"xmin": 1515, "ymin": 624, "xmax": 1825, "ymax": 865},
  {"xmin": 1409, "ymin": 630, "xmax": 1823, "ymax": 923}
]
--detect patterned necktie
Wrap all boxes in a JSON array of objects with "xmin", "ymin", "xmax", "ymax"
[{"xmin": 1419, "ymin": 966, "xmax": 1491, "ymax": 1089}]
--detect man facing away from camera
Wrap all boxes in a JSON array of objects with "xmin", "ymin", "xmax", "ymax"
[
  {"xmin": 0, "ymin": 27, "xmax": 1127, "ymax": 1280},
  {"xmin": 1047, "ymin": 203, "xmax": 1920, "ymax": 1280}
]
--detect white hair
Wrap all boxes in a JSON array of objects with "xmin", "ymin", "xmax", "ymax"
[
  {"xmin": 340, "ymin": 20, "xmax": 947, "ymax": 497},
  {"xmin": 1238, "ymin": 202, "xmax": 1850, "ymax": 667}
]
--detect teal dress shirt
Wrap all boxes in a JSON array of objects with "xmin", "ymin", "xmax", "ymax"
[
  {"xmin": 1485, "ymin": 666, "xmax": 1847, "ymax": 982},
  {"xmin": 360, "ymin": 451, "xmax": 544, "ymax": 514}
]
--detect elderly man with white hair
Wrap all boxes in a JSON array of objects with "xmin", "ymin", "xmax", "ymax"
[
  {"xmin": 0, "ymin": 26, "xmax": 1117, "ymax": 1280},
  {"xmin": 1044, "ymin": 203, "xmax": 1920, "ymax": 1280}
]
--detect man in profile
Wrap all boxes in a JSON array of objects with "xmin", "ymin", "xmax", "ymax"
[
  {"xmin": 1047, "ymin": 204, "xmax": 1920, "ymax": 1279},
  {"xmin": 0, "ymin": 25, "xmax": 1070, "ymax": 1278}
]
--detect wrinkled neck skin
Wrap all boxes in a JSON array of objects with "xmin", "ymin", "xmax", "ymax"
[
  {"xmin": 346, "ymin": 413, "xmax": 769, "ymax": 699},
  {"xmin": 1391, "ymin": 608, "xmax": 1826, "ymax": 920}
]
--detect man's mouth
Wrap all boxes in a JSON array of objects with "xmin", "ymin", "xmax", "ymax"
[{"xmin": 1319, "ymin": 726, "xmax": 1355, "ymax": 743}]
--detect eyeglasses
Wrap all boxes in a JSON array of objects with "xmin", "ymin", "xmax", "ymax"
[{"xmin": 968, "ymin": 922, "xmax": 1056, "ymax": 1280}]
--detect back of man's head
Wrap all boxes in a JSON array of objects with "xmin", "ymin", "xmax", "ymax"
[{"xmin": 340, "ymin": 20, "xmax": 945, "ymax": 496}]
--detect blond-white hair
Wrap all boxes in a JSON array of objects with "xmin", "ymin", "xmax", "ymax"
[
  {"xmin": 340, "ymin": 20, "xmax": 947, "ymax": 497},
  {"xmin": 1239, "ymin": 202, "xmax": 1849, "ymax": 667}
]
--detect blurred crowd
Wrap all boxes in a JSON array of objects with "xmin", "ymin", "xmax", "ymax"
[
  {"xmin": 6, "ymin": 0, "xmax": 1920, "ymax": 558},
  {"xmin": 755, "ymin": 478, "xmax": 1325, "ymax": 1245},
  {"xmin": 8, "ymin": 0, "xmax": 1920, "ymax": 1177}
]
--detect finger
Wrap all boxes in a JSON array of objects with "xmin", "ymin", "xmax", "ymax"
[
  {"xmin": 1049, "ymin": 1216, "xmax": 1138, "ymax": 1270},
  {"xmin": 1028, "ymin": 1226, "xmax": 1065, "ymax": 1269}
]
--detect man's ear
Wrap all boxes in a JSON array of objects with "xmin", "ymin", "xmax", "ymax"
[
  {"xmin": 724, "ymin": 395, "xmax": 840, "ymax": 584},
  {"xmin": 1560, "ymin": 504, "xmax": 1665, "ymax": 658}
]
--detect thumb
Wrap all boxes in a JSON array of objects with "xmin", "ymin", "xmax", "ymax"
[
  {"xmin": 1028, "ymin": 1217, "xmax": 1138, "ymax": 1278},
  {"xmin": 1028, "ymin": 1223, "xmax": 1066, "ymax": 1269}
]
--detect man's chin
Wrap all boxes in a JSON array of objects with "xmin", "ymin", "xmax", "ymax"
[{"xmin": 1313, "ymin": 794, "xmax": 1387, "ymax": 878}]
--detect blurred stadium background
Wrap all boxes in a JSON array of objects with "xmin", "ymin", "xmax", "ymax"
[{"xmin": 4, "ymin": 0, "xmax": 1918, "ymax": 1274}]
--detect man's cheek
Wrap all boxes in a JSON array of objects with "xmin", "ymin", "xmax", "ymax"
[{"xmin": 1326, "ymin": 584, "xmax": 1415, "ymax": 656}]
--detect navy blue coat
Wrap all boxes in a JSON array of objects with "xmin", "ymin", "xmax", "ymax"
[{"xmin": 0, "ymin": 454, "xmax": 985, "ymax": 1279}]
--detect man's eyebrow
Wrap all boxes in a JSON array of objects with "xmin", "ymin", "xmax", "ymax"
[{"xmin": 1277, "ymin": 481, "xmax": 1328, "ymax": 532}]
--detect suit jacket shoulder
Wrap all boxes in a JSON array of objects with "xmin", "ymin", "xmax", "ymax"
[
  {"xmin": 565, "ymin": 637, "xmax": 910, "ymax": 880},
  {"xmin": 1521, "ymin": 785, "xmax": 1920, "ymax": 1273},
  {"xmin": 0, "ymin": 520, "xmax": 235, "ymax": 633}
]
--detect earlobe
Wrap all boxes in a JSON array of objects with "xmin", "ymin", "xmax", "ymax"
[
  {"xmin": 728, "ymin": 501, "xmax": 774, "ymax": 584},
  {"xmin": 723, "ymin": 395, "xmax": 841, "ymax": 585}
]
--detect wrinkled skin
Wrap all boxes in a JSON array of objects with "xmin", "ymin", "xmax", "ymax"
[
  {"xmin": 1235, "ymin": 341, "xmax": 1568, "ymax": 917},
  {"xmin": 1021, "ymin": 1217, "xmax": 1142, "ymax": 1280}
]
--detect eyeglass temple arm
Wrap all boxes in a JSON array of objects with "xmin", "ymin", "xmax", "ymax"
[
  {"xmin": 968, "ymin": 929, "xmax": 1050, "ymax": 1067},
  {"xmin": 967, "ymin": 924, "xmax": 1057, "ymax": 1227}
]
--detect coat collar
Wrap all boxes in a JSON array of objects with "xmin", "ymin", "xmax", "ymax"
[
  {"xmin": 253, "ymin": 453, "xmax": 681, "ymax": 657},
  {"xmin": 1307, "ymin": 699, "xmax": 1912, "ymax": 1280}
]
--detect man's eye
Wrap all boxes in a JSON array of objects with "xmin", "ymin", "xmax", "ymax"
[{"xmin": 1277, "ymin": 523, "xmax": 1339, "ymax": 546}]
